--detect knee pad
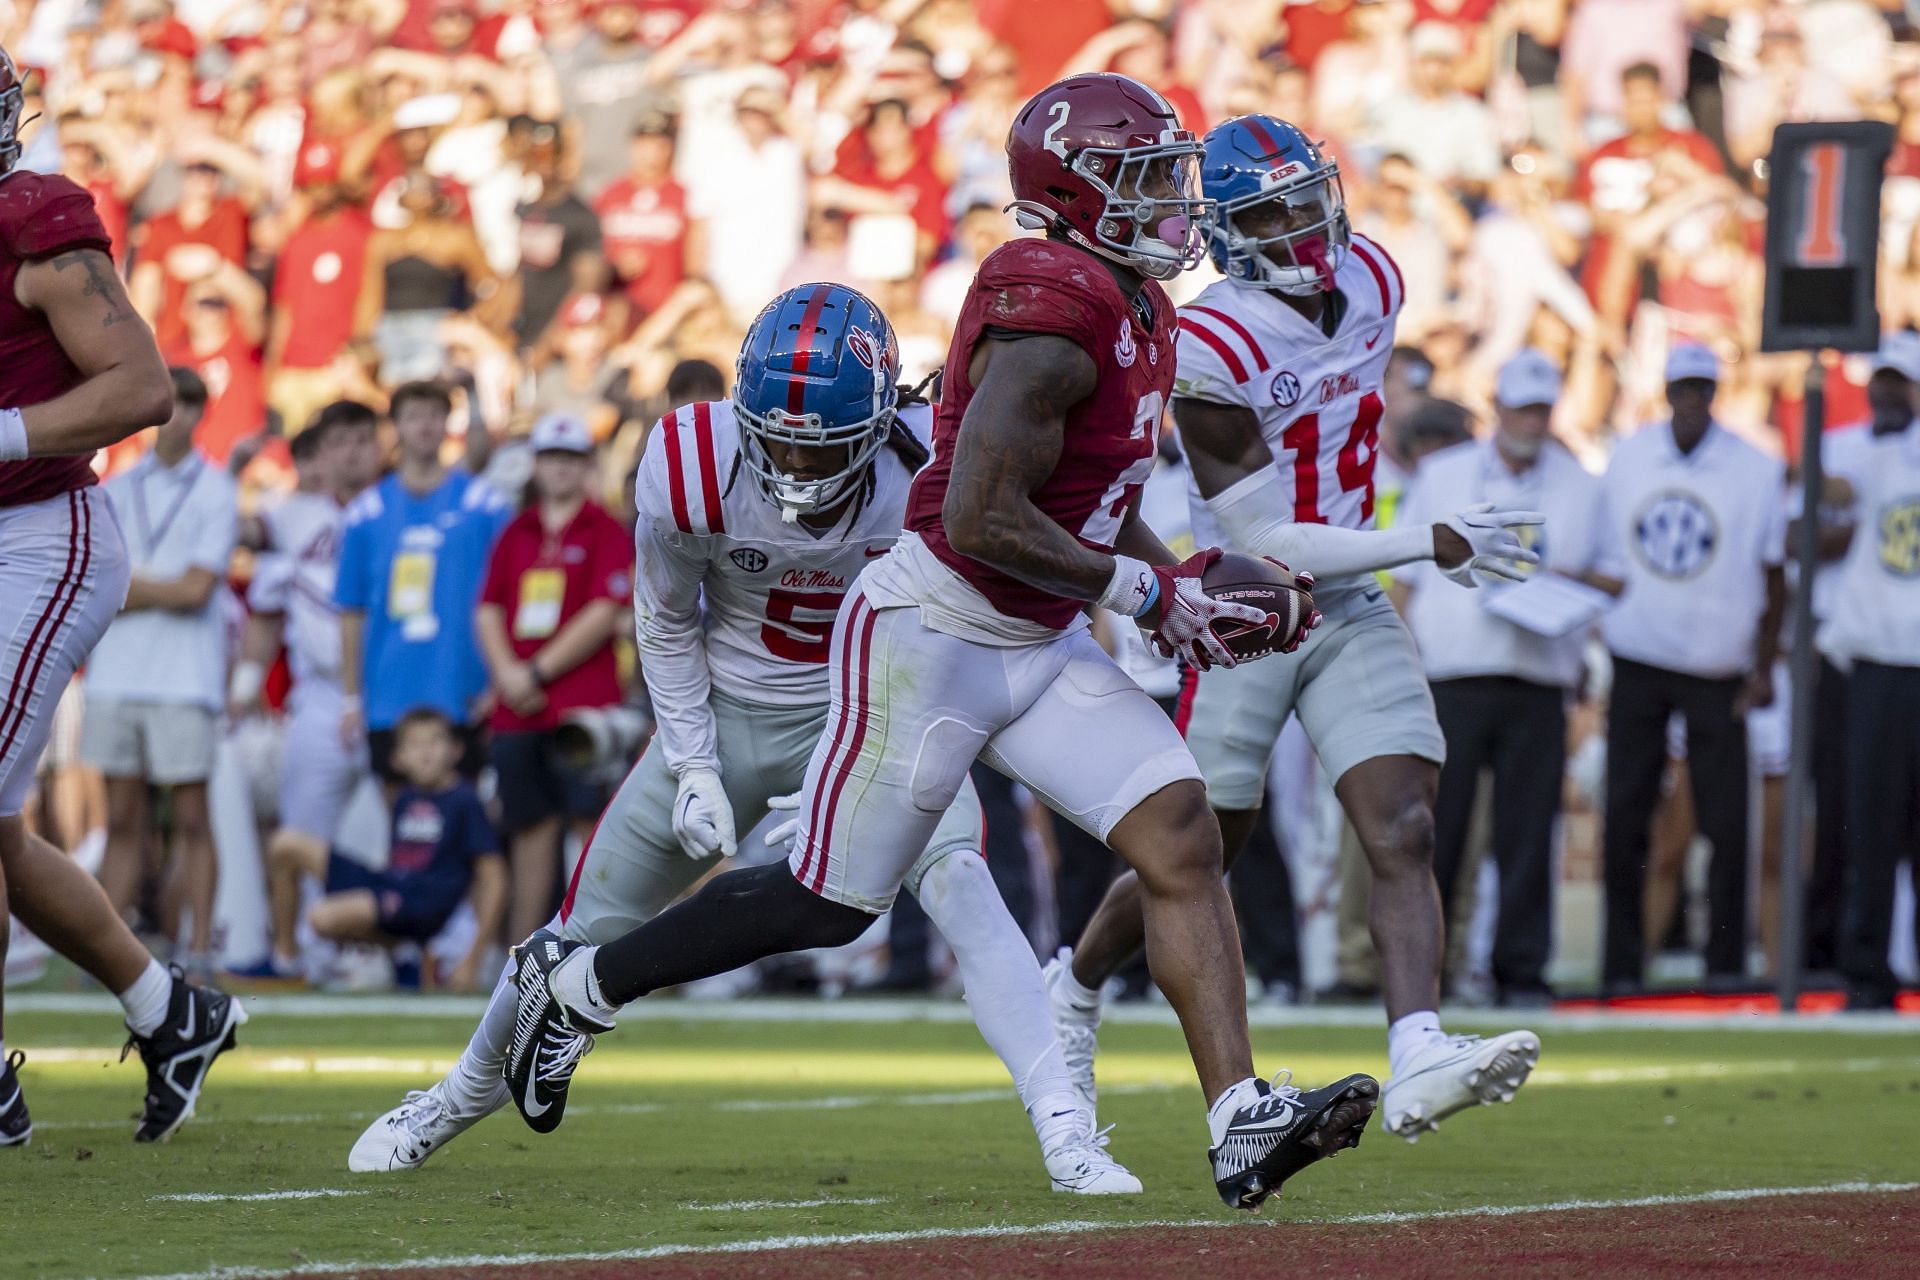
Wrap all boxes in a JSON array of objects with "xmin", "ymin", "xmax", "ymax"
[{"xmin": 912, "ymin": 847, "xmax": 992, "ymax": 927}]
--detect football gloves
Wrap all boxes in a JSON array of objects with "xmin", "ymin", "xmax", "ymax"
[
  {"xmin": 671, "ymin": 767, "xmax": 736, "ymax": 861},
  {"xmin": 1440, "ymin": 503, "xmax": 1544, "ymax": 588},
  {"xmin": 1145, "ymin": 548, "xmax": 1269, "ymax": 672}
]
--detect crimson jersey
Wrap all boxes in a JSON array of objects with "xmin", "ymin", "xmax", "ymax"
[
  {"xmin": 904, "ymin": 238, "xmax": 1177, "ymax": 629},
  {"xmin": 0, "ymin": 171, "xmax": 114, "ymax": 508}
]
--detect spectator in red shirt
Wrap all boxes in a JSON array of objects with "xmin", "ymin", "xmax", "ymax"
[
  {"xmin": 163, "ymin": 262, "xmax": 269, "ymax": 465},
  {"xmin": 593, "ymin": 111, "xmax": 700, "ymax": 321},
  {"xmin": 1575, "ymin": 62, "xmax": 1727, "ymax": 305},
  {"xmin": 131, "ymin": 146, "xmax": 261, "ymax": 351},
  {"xmin": 476, "ymin": 412, "xmax": 634, "ymax": 939},
  {"xmin": 267, "ymin": 147, "xmax": 375, "ymax": 435},
  {"xmin": 817, "ymin": 99, "xmax": 949, "ymax": 269}
]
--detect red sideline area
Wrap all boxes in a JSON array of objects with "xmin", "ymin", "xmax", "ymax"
[
  {"xmin": 323, "ymin": 1189, "xmax": 1920, "ymax": 1280},
  {"xmin": 1553, "ymin": 989, "xmax": 1920, "ymax": 1015}
]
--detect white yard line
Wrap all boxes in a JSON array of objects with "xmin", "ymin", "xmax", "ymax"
[
  {"xmin": 149, "ymin": 1190, "xmax": 369, "ymax": 1204},
  {"xmin": 684, "ymin": 1197, "xmax": 891, "ymax": 1212},
  {"xmin": 122, "ymin": 1180, "xmax": 1920, "ymax": 1280},
  {"xmin": 11, "ymin": 991, "xmax": 1915, "ymax": 1032}
]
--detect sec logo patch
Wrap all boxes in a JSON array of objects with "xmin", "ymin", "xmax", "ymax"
[
  {"xmin": 1271, "ymin": 371, "xmax": 1302, "ymax": 407},
  {"xmin": 730, "ymin": 548, "xmax": 769, "ymax": 573},
  {"xmin": 1633, "ymin": 490, "xmax": 1717, "ymax": 580},
  {"xmin": 1878, "ymin": 496, "xmax": 1920, "ymax": 577}
]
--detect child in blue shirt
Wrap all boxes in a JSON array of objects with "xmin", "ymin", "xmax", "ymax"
[{"xmin": 259, "ymin": 707, "xmax": 505, "ymax": 988}]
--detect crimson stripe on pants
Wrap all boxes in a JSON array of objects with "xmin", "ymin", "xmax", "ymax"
[
  {"xmin": 796, "ymin": 589, "xmax": 868, "ymax": 888},
  {"xmin": 809, "ymin": 598, "xmax": 880, "ymax": 895},
  {"xmin": 0, "ymin": 491, "xmax": 86, "ymax": 764}
]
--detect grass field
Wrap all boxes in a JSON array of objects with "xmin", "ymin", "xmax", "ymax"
[{"xmin": 3, "ymin": 995, "xmax": 1918, "ymax": 1279}]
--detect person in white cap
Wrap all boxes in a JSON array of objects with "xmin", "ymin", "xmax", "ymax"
[
  {"xmin": 1797, "ymin": 332, "xmax": 1920, "ymax": 977},
  {"xmin": 474, "ymin": 411, "xmax": 635, "ymax": 948},
  {"xmin": 1814, "ymin": 338, "xmax": 1920, "ymax": 1009},
  {"xmin": 1597, "ymin": 342, "xmax": 1788, "ymax": 993},
  {"xmin": 1392, "ymin": 349, "xmax": 1624, "ymax": 1006}
]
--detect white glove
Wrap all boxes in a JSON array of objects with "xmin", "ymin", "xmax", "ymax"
[
  {"xmin": 1440, "ymin": 503, "xmax": 1545, "ymax": 588},
  {"xmin": 671, "ymin": 767, "xmax": 736, "ymax": 861},
  {"xmin": 1138, "ymin": 549, "xmax": 1268, "ymax": 672},
  {"xmin": 763, "ymin": 790, "xmax": 802, "ymax": 853}
]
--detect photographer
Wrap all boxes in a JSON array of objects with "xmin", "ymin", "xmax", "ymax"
[{"xmin": 475, "ymin": 413, "xmax": 633, "ymax": 940}]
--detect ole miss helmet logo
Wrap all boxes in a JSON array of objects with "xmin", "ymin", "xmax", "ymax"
[{"xmin": 847, "ymin": 327, "xmax": 878, "ymax": 370}]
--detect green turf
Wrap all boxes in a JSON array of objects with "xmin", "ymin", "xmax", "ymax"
[{"xmin": 3, "ymin": 1003, "xmax": 1918, "ymax": 1280}]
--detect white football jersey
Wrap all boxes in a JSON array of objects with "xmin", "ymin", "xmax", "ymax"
[
  {"xmin": 1174, "ymin": 233, "xmax": 1404, "ymax": 602},
  {"xmin": 249, "ymin": 489, "xmax": 346, "ymax": 689},
  {"xmin": 634, "ymin": 398, "xmax": 928, "ymax": 772},
  {"xmin": 1819, "ymin": 425, "xmax": 1920, "ymax": 668}
]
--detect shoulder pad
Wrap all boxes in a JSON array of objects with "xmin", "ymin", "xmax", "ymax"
[{"xmin": 0, "ymin": 172, "xmax": 113, "ymax": 261}]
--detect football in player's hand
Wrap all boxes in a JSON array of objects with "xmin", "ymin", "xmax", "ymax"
[{"xmin": 1202, "ymin": 553, "xmax": 1318, "ymax": 661}]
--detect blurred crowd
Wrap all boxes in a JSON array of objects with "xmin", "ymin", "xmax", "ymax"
[{"xmin": 5, "ymin": 0, "xmax": 1919, "ymax": 1002}]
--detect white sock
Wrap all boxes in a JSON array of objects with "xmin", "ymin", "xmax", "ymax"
[
  {"xmin": 439, "ymin": 960, "xmax": 518, "ymax": 1117},
  {"xmin": 1052, "ymin": 948, "xmax": 1103, "ymax": 1017},
  {"xmin": 915, "ymin": 852, "xmax": 1078, "ymax": 1145},
  {"xmin": 0, "ymin": 1038, "xmax": 8, "ymax": 1064},
  {"xmin": 551, "ymin": 946, "xmax": 619, "ymax": 1025},
  {"xmin": 1387, "ymin": 1010, "xmax": 1447, "ymax": 1078},
  {"xmin": 118, "ymin": 959, "xmax": 172, "ymax": 1038},
  {"xmin": 1206, "ymin": 1076, "xmax": 1263, "ymax": 1147}
]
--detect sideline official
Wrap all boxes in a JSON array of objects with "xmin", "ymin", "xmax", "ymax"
[{"xmin": 1598, "ymin": 345, "xmax": 1787, "ymax": 991}]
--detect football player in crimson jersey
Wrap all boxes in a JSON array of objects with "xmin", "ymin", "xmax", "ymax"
[
  {"xmin": 351, "ymin": 285, "xmax": 1139, "ymax": 1195},
  {"xmin": 1053, "ymin": 116, "xmax": 1543, "ymax": 1144},
  {"xmin": 503, "ymin": 74, "xmax": 1376, "ymax": 1213},
  {"xmin": 0, "ymin": 46, "xmax": 247, "ymax": 1148}
]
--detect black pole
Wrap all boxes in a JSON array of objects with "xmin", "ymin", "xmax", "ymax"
[{"xmin": 1777, "ymin": 360, "xmax": 1825, "ymax": 1015}]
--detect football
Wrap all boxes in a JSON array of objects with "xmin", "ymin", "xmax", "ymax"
[{"xmin": 1202, "ymin": 552, "xmax": 1315, "ymax": 661}]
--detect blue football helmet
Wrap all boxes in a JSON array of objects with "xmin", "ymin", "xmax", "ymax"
[
  {"xmin": 1200, "ymin": 115, "xmax": 1349, "ymax": 296},
  {"xmin": 733, "ymin": 283, "xmax": 901, "ymax": 523}
]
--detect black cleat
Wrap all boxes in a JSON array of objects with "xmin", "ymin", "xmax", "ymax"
[
  {"xmin": 1210, "ymin": 1072, "xmax": 1378, "ymax": 1211},
  {"xmin": 1, "ymin": 1051, "xmax": 31, "ymax": 1147},
  {"xmin": 122, "ymin": 968, "xmax": 248, "ymax": 1142},
  {"xmin": 503, "ymin": 931, "xmax": 612, "ymax": 1134}
]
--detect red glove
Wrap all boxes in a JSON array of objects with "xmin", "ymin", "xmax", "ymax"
[
  {"xmin": 1144, "ymin": 548, "xmax": 1270, "ymax": 671},
  {"xmin": 1260, "ymin": 557, "xmax": 1322, "ymax": 654}
]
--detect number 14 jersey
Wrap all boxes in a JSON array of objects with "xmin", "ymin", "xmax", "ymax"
[{"xmin": 1173, "ymin": 232, "xmax": 1404, "ymax": 606}]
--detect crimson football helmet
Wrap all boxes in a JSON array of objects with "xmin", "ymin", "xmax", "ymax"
[
  {"xmin": 0, "ymin": 47, "xmax": 25, "ymax": 176},
  {"xmin": 1005, "ymin": 72, "xmax": 1209, "ymax": 281}
]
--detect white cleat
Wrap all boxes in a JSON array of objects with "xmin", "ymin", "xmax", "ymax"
[
  {"xmin": 1382, "ymin": 1030, "xmax": 1540, "ymax": 1143},
  {"xmin": 1043, "ymin": 948, "xmax": 1102, "ymax": 1116},
  {"xmin": 348, "ymin": 1084, "xmax": 506, "ymax": 1172},
  {"xmin": 1042, "ymin": 1114, "xmax": 1143, "ymax": 1195}
]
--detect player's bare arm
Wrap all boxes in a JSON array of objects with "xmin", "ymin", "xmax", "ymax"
[
  {"xmin": 10, "ymin": 248, "xmax": 171, "ymax": 456},
  {"xmin": 943, "ymin": 334, "xmax": 1116, "ymax": 600},
  {"xmin": 1175, "ymin": 396, "xmax": 1541, "ymax": 582}
]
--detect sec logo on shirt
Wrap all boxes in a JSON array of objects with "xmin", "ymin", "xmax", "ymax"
[
  {"xmin": 1271, "ymin": 371, "xmax": 1302, "ymax": 408},
  {"xmin": 1633, "ymin": 490, "xmax": 1718, "ymax": 580},
  {"xmin": 730, "ymin": 548, "xmax": 769, "ymax": 573},
  {"xmin": 1878, "ymin": 496, "xmax": 1920, "ymax": 577}
]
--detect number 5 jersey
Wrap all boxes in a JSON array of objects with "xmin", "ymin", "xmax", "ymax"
[{"xmin": 632, "ymin": 398, "xmax": 929, "ymax": 776}]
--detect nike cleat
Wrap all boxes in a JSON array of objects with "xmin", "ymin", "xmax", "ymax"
[
  {"xmin": 1382, "ymin": 1030, "xmax": 1539, "ymax": 1143},
  {"xmin": 122, "ymin": 969, "xmax": 248, "ymax": 1142},
  {"xmin": 1, "ymin": 1051, "xmax": 30, "ymax": 1147},
  {"xmin": 1210, "ymin": 1071, "xmax": 1378, "ymax": 1211},
  {"xmin": 503, "ymin": 931, "xmax": 612, "ymax": 1134},
  {"xmin": 1042, "ymin": 948, "xmax": 1102, "ymax": 1116},
  {"xmin": 1040, "ymin": 1110, "xmax": 1142, "ymax": 1195},
  {"xmin": 349, "ymin": 1083, "xmax": 506, "ymax": 1172}
]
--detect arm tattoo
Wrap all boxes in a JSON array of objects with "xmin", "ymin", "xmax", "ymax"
[
  {"xmin": 946, "ymin": 336, "xmax": 1114, "ymax": 601},
  {"xmin": 51, "ymin": 249, "xmax": 132, "ymax": 328}
]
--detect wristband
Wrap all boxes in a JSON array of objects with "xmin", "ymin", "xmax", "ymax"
[
  {"xmin": 228, "ymin": 660, "xmax": 266, "ymax": 707},
  {"xmin": 1095, "ymin": 554, "xmax": 1160, "ymax": 619},
  {"xmin": 0, "ymin": 408, "xmax": 27, "ymax": 462}
]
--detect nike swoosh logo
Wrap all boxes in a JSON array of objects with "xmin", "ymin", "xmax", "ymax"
[
  {"xmin": 177, "ymin": 1003, "xmax": 196, "ymax": 1041},
  {"xmin": 521, "ymin": 1090, "xmax": 551, "ymax": 1118},
  {"xmin": 864, "ymin": 547, "xmax": 888, "ymax": 557},
  {"xmin": 1365, "ymin": 328, "xmax": 1383, "ymax": 350}
]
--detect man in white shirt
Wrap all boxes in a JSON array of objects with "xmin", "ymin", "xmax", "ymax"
[
  {"xmin": 1598, "ymin": 344, "xmax": 1787, "ymax": 992},
  {"xmin": 1816, "ymin": 363, "xmax": 1920, "ymax": 1010},
  {"xmin": 1394, "ymin": 351, "xmax": 1623, "ymax": 1005},
  {"xmin": 81, "ymin": 367, "xmax": 239, "ymax": 975},
  {"xmin": 1797, "ymin": 334, "xmax": 1920, "ymax": 974}
]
